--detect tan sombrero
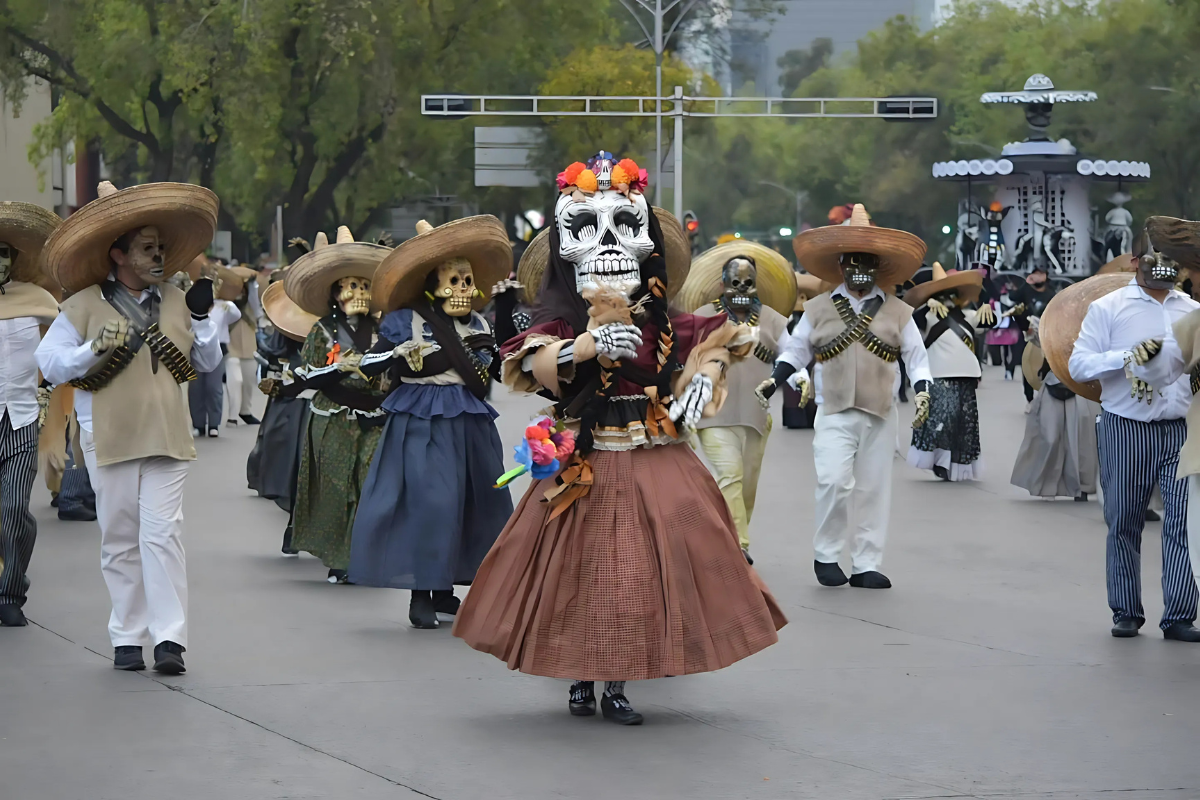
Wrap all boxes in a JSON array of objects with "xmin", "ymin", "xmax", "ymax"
[
  {"xmin": 373, "ymin": 216, "xmax": 511, "ymax": 314},
  {"xmin": 44, "ymin": 181, "xmax": 219, "ymax": 294},
  {"xmin": 517, "ymin": 206, "xmax": 690, "ymax": 306},
  {"xmin": 793, "ymin": 203, "xmax": 926, "ymax": 287},
  {"xmin": 1022, "ymin": 342, "xmax": 1045, "ymax": 391},
  {"xmin": 0, "ymin": 202, "xmax": 62, "ymax": 283},
  {"xmin": 262, "ymin": 280, "xmax": 319, "ymax": 342},
  {"xmin": 1143, "ymin": 215, "xmax": 1200, "ymax": 272},
  {"xmin": 1097, "ymin": 253, "xmax": 1136, "ymax": 275},
  {"xmin": 1041, "ymin": 273, "xmax": 1134, "ymax": 402},
  {"xmin": 215, "ymin": 265, "xmax": 247, "ymax": 301},
  {"xmin": 283, "ymin": 226, "xmax": 391, "ymax": 317},
  {"xmin": 904, "ymin": 262, "xmax": 984, "ymax": 308},
  {"xmin": 675, "ymin": 240, "xmax": 797, "ymax": 316}
]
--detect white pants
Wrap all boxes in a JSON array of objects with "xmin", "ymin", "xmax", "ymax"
[
  {"xmin": 1187, "ymin": 476, "xmax": 1200, "ymax": 596},
  {"xmin": 82, "ymin": 430, "xmax": 189, "ymax": 648},
  {"xmin": 225, "ymin": 356, "xmax": 256, "ymax": 418},
  {"xmin": 812, "ymin": 406, "xmax": 897, "ymax": 574}
]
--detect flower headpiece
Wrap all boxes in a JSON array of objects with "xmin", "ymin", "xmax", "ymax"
[{"xmin": 556, "ymin": 150, "xmax": 648, "ymax": 198}]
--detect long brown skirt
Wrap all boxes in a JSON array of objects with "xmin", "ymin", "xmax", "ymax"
[{"xmin": 452, "ymin": 443, "xmax": 786, "ymax": 681}]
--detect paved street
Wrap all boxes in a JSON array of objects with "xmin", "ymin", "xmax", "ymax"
[{"xmin": 3, "ymin": 365, "xmax": 1200, "ymax": 800}]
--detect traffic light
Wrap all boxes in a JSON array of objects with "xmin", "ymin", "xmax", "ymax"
[{"xmin": 682, "ymin": 210, "xmax": 701, "ymax": 253}]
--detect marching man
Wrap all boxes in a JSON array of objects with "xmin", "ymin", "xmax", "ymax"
[{"xmin": 756, "ymin": 205, "xmax": 932, "ymax": 589}]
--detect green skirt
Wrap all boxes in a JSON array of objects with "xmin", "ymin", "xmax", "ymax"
[{"xmin": 292, "ymin": 410, "xmax": 383, "ymax": 570}]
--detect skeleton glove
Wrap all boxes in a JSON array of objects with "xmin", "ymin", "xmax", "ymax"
[
  {"xmin": 912, "ymin": 380, "xmax": 932, "ymax": 428},
  {"xmin": 36, "ymin": 386, "xmax": 51, "ymax": 430},
  {"xmin": 669, "ymin": 373, "xmax": 714, "ymax": 430},
  {"xmin": 1132, "ymin": 338, "xmax": 1163, "ymax": 366},
  {"xmin": 976, "ymin": 304, "xmax": 997, "ymax": 327},
  {"xmin": 91, "ymin": 317, "xmax": 131, "ymax": 355},
  {"xmin": 927, "ymin": 298, "xmax": 949, "ymax": 320},
  {"xmin": 590, "ymin": 323, "xmax": 643, "ymax": 362},
  {"xmin": 1131, "ymin": 377, "xmax": 1155, "ymax": 404},
  {"xmin": 755, "ymin": 361, "xmax": 798, "ymax": 409}
]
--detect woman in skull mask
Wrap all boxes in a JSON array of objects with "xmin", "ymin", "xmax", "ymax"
[
  {"xmin": 347, "ymin": 218, "xmax": 514, "ymax": 630},
  {"xmin": 452, "ymin": 152, "xmax": 786, "ymax": 726},
  {"xmin": 280, "ymin": 227, "xmax": 390, "ymax": 584}
]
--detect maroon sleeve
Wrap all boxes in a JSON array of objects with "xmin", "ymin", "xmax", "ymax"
[
  {"xmin": 670, "ymin": 312, "xmax": 731, "ymax": 361},
  {"xmin": 500, "ymin": 319, "xmax": 575, "ymax": 357}
]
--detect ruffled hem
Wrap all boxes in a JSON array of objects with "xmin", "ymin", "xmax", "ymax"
[
  {"xmin": 382, "ymin": 382, "xmax": 497, "ymax": 419},
  {"xmin": 907, "ymin": 446, "xmax": 984, "ymax": 481}
]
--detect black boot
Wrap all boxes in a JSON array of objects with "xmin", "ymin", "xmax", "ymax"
[
  {"xmin": 432, "ymin": 590, "xmax": 460, "ymax": 617},
  {"xmin": 849, "ymin": 571, "xmax": 892, "ymax": 589},
  {"xmin": 569, "ymin": 681, "xmax": 596, "ymax": 716},
  {"xmin": 1075, "ymin": 493, "xmax": 1089, "ymax": 502},
  {"xmin": 932, "ymin": 465, "xmax": 950, "ymax": 481},
  {"xmin": 1163, "ymin": 622, "xmax": 1200, "ymax": 642},
  {"xmin": 152, "ymin": 641, "xmax": 186, "ymax": 674},
  {"xmin": 1145, "ymin": 508, "xmax": 1162, "ymax": 522},
  {"xmin": 113, "ymin": 645, "xmax": 145, "ymax": 671},
  {"xmin": 0, "ymin": 604, "xmax": 27, "ymax": 627},
  {"xmin": 409, "ymin": 590, "xmax": 438, "ymax": 629},
  {"xmin": 326, "ymin": 569, "xmax": 348, "ymax": 584},
  {"xmin": 240, "ymin": 413, "xmax": 261, "ymax": 425},
  {"xmin": 281, "ymin": 526, "xmax": 299, "ymax": 556},
  {"xmin": 1111, "ymin": 618, "xmax": 1141, "ymax": 638},
  {"xmin": 814, "ymin": 560, "xmax": 849, "ymax": 587},
  {"xmin": 601, "ymin": 692, "xmax": 644, "ymax": 725}
]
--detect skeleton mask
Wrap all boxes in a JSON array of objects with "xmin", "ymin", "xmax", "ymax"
[
  {"xmin": 555, "ymin": 189, "xmax": 654, "ymax": 297},
  {"xmin": 336, "ymin": 276, "xmax": 371, "ymax": 316},
  {"xmin": 431, "ymin": 258, "xmax": 476, "ymax": 316},
  {"xmin": 840, "ymin": 252, "xmax": 879, "ymax": 293},
  {"xmin": 112, "ymin": 226, "xmax": 166, "ymax": 284},
  {"xmin": 0, "ymin": 242, "xmax": 12, "ymax": 285},
  {"xmin": 722, "ymin": 257, "xmax": 759, "ymax": 309},
  {"xmin": 1138, "ymin": 249, "xmax": 1179, "ymax": 292}
]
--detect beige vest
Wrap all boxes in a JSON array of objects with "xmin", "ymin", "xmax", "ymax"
[
  {"xmin": 228, "ymin": 313, "xmax": 257, "ymax": 359},
  {"xmin": 806, "ymin": 292, "xmax": 911, "ymax": 419},
  {"xmin": 63, "ymin": 283, "xmax": 197, "ymax": 467}
]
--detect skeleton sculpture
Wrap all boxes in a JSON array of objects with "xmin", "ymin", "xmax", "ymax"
[
  {"xmin": 973, "ymin": 202, "xmax": 1011, "ymax": 271},
  {"xmin": 427, "ymin": 258, "xmax": 478, "ymax": 316},
  {"xmin": 335, "ymin": 276, "xmax": 371, "ymax": 318},
  {"xmin": 1103, "ymin": 192, "xmax": 1134, "ymax": 263},
  {"xmin": 721, "ymin": 257, "xmax": 760, "ymax": 314}
]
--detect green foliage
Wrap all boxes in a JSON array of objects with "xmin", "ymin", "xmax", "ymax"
[{"xmin": 776, "ymin": 37, "xmax": 831, "ymax": 97}]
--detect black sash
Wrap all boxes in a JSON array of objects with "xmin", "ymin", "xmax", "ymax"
[
  {"xmin": 414, "ymin": 301, "xmax": 490, "ymax": 400},
  {"xmin": 923, "ymin": 309, "xmax": 975, "ymax": 353},
  {"xmin": 102, "ymin": 280, "xmax": 159, "ymax": 370}
]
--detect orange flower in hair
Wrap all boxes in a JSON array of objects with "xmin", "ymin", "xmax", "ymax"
[
  {"xmin": 575, "ymin": 169, "xmax": 598, "ymax": 194},
  {"xmin": 557, "ymin": 162, "xmax": 586, "ymax": 191}
]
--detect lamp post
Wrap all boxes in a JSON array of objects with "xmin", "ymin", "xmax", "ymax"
[{"xmin": 758, "ymin": 180, "xmax": 804, "ymax": 232}]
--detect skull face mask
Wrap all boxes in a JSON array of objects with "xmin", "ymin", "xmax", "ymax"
[
  {"xmin": 555, "ymin": 189, "xmax": 654, "ymax": 298},
  {"xmin": 840, "ymin": 252, "xmax": 879, "ymax": 293},
  {"xmin": 0, "ymin": 242, "xmax": 12, "ymax": 285},
  {"xmin": 113, "ymin": 226, "xmax": 166, "ymax": 284},
  {"xmin": 430, "ymin": 258, "xmax": 476, "ymax": 316},
  {"xmin": 336, "ymin": 276, "xmax": 372, "ymax": 317},
  {"xmin": 1138, "ymin": 249, "xmax": 1179, "ymax": 292},
  {"xmin": 722, "ymin": 257, "xmax": 759, "ymax": 309}
]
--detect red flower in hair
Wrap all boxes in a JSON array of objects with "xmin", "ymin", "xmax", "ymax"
[{"xmin": 556, "ymin": 162, "xmax": 587, "ymax": 191}]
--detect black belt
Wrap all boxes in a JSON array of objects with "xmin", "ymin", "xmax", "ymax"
[{"xmin": 923, "ymin": 310, "xmax": 975, "ymax": 353}]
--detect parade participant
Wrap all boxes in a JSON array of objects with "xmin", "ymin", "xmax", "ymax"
[
  {"xmin": 453, "ymin": 152, "xmax": 786, "ymax": 726},
  {"xmin": 677, "ymin": 241, "xmax": 797, "ymax": 563},
  {"xmin": 254, "ymin": 276, "xmax": 318, "ymax": 555},
  {"xmin": 1065, "ymin": 218, "xmax": 1200, "ymax": 641},
  {"xmin": 0, "ymin": 202, "xmax": 62, "ymax": 627},
  {"xmin": 902, "ymin": 262, "xmax": 995, "ymax": 481},
  {"xmin": 224, "ymin": 265, "xmax": 262, "ymax": 426},
  {"xmin": 757, "ymin": 204, "xmax": 931, "ymax": 589},
  {"xmin": 36, "ymin": 181, "xmax": 222, "ymax": 672},
  {"xmin": 781, "ymin": 272, "xmax": 828, "ymax": 429},
  {"xmin": 349, "ymin": 217, "xmax": 514, "ymax": 628},
  {"xmin": 188, "ymin": 260, "xmax": 241, "ymax": 437},
  {"xmin": 1010, "ymin": 266, "xmax": 1056, "ymax": 408},
  {"xmin": 282, "ymin": 227, "xmax": 390, "ymax": 584}
]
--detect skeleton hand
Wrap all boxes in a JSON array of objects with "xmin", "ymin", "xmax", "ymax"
[
  {"xmin": 491, "ymin": 279, "xmax": 523, "ymax": 296},
  {"xmin": 37, "ymin": 386, "xmax": 51, "ymax": 430},
  {"xmin": 1131, "ymin": 377, "xmax": 1155, "ymax": 404},
  {"xmin": 1003, "ymin": 302, "xmax": 1026, "ymax": 318},
  {"xmin": 669, "ymin": 373, "xmax": 714, "ymax": 430},
  {"xmin": 976, "ymin": 304, "xmax": 996, "ymax": 327},
  {"xmin": 91, "ymin": 318, "xmax": 130, "ymax": 355},
  {"xmin": 336, "ymin": 351, "xmax": 364, "ymax": 371},
  {"xmin": 927, "ymin": 298, "xmax": 949, "ymax": 319},
  {"xmin": 754, "ymin": 378, "xmax": 777, "ymax": 409},
  {"xmin": 590, "ymin": 323, "xmax": 642, "ymax": 362},
  {"xmin": 1132, "ymin": 338, "xmax": 1163, "ymax": 366},
  {"xmin": 258, "ymin": 377, "xmax": 279, "ymax": 397},
  {"xmin": 787, "ymin": 371, "xmax": 814, "ymax": 406},
  {"xmin": 912, "ymin": 381, "xmax": 932, "ymax": 427}
]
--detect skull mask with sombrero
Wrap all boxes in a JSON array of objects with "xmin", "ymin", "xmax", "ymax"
[
  {"xmin": 676, "ymin": 240, "xmax": 798, "ymax": 322},
  {"xmin": 792, "ymin": 203, "xmax": 926, "ymax": 295},
  {"xmin": 0, "ymin": 202, "xmax": 63, "ymax": 292},
  {"xmin": 282, "ymin": 226, "xmax": 390, "ymax": 323},
  {"xmin": 903, "ymin": 262, "xmax": 984, "ymax": 310}
]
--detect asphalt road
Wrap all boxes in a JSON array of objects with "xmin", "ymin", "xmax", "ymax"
[{"xmin": 3, "ymin": 366, "xmax": 1199, "ymax": 800}]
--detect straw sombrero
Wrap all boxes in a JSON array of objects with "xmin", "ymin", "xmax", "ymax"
[
  {"xmin": 262, "ymin": 280, "xmax": 319, "ymax": 342},
  {"xmin": 792, "ymin": 203, "xmax": 926, "ymax": 287},
  {"xmin": 215, "ymin": 265, "xmax": 247, "ymax": 301},
  {"xmin": 1097, "ymin": 254, "xmax": 1136, "ymax": 275},
  {"xmin": 44, "ymin": 181, "xmax": 219, "ymax": 294},
  {"xmin": 1143, "ymin": 215, "xmax": 1200, "ymax": 272},
  {"xmin": 1041, "ymin": 273, "xmax": 1134, "ymax": 402},
  {"xmin": 372, "ymin": 216, "xmax": 511, "ymax": 314},
  {"xmin": 676, "ymin": 240, "xmax": 797, "ymax": 316},
  {"xmin": 0, "ymin": 202, "xmax": 62, "ymax": 283},
  {"xmin": 517, "ymin": 207, "xmax": 690, "ymax": 306},
  {"xmin": 903, "ymin": 262, "xmax": 984, "ymax": 308},
  {"xmin": 283, "ymin": 226, "xmax": 391, "ymax": 317}
]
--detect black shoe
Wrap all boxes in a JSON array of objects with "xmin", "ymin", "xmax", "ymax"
[
  {"xmin": 601, "ymin": 693, "xmax": 644, "ymax": 725},
  {"xmin": 742, "ymin": 548, "xmax": 754, "ymax": 565},
  {"xmin": 1163, "ymin": 622, "xmax": 1200, "ymax": 642},
  {"xmin": 153, "ymin": 641, "xmax": 186, "ymax": 674},
  {"xmin": 114, "ymin": 645, "xmax": 145, "ymax": 671},
  {"xmin": 849, "ymin": 571, "xmax": 892, "ymax": 589},
  {"xmin": 226, "ymin": 419, "xmax": 238, "ymax": 427},
  {"xmin": 814, "ymin": 560, "xmax": 849, "ymax": 587},
  {"xmin": 326, "ymin": 569, "xmax": 348, "ymax": 584},
  {"xmin": 1111, "ymin": 618, "xmax": 1141, "ymax": 638},
  {"xmin": 1145, "ymin": 508, "xmax": 1162, "ymax": 522},
  {"xmin": 1075, "ymin": 493, "xmax": 1089, "ymax": 502},
  {"xmin": 932, "ymin": 465, "xmax": 950, "ymax": 481},
  {"xmin": 240, "ymin": 413, "xmax": 261, "ymax": 425},
  {"xmin": 281, "ymin": 526, "xmax": 299, "ymax": 556},
  {"xmin": 50, "ymin": 492, "xmax": 59, "ymax": 508},
  {"xmin": 59, "ymin": 505, "xmax": 97, "ymax": 521},
  {"xmin": 569, "ymin": 681, "xmax": 596, "ymax": 717},
  {"xmin": 432, "ymin": 590, "xmax": 460, "ymax": 616},
  {"xmin": 0, "ymin": 605, "xmax": 27, "ymax": 627},
  {"xmin": 409, "ymin": 590, "xmax": 439, "ymax": 629}
]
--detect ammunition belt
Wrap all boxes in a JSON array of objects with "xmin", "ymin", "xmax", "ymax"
[
  {"xmin": 1191, "ymin": 365, "xmax": 1200, "ymax": 396},
  {"xmin": 815, "ymin": 295, "xmax": 900, "ymax": 364},
  {"xmin": 69, "ymin": 322, "xmax": 197, "ymax": 392},
  {"xmin": 753, "ymin": 343, "xmax": 776, "ymax": 364}
]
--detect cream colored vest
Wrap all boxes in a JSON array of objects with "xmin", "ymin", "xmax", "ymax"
[
  {"xmin": 63, "ymin": 283, "xmax": 197, "ymax": 466},
  {"xmin": 805, "ymin": 292, "xmax": 911, "ymax": 419}
]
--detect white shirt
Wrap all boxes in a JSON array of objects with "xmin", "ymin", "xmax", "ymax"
[
  {"xmin": 777, "ymin": 283, "xmax": 933, "ymax": 405},
  {"xmin": 0, "ymin": 317, "xmax": 45, "ymax": 429},
  {"xmin": 211, "ymin": 299, "xmax": 241, "ymax": 346},
  {"xmin": 36, "ymin": 282, "xmax": 223, "ymax": 431},
  {"xmin": 1068, "ymin": 278, "xmax": 1197, "ymax": 422},
  {"xmin": 916, "ymin": 306, "xmax": 985, "ymax": 379}
]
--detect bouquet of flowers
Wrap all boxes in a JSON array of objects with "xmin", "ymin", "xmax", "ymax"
[{"xmin": 494, "ymin": 415, "xmax": 575, "ymax": 488}]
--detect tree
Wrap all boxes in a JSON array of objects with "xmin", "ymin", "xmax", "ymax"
[{"xmin": 776, "ymin": 37, "xmax": 831, "ymax": 97}]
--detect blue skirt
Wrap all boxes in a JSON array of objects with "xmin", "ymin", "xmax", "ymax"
[{"xmin": 349, "ymin": 411, "xmax": 514, "ymax": 590}]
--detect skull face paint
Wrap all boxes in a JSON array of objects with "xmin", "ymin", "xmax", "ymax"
[
  {"xmin": 722, "ymin": 257, "xmax": 759, "ymax": 309},
  {"xmin": 0, "ymin": 242, "xmax": 12, "ymax": 285},
  {"xmin": 432, "ymin": 257, "xmax": 475, "ymax": 316},
  {"xmin": 555, "ymin": 189, "xmax": 654, "ymax": 297},
  {"xmin": 114, "ymin": 226, "xmax": 166, "ymax": 284},
  {"xmin": 336, "ymin": 276, "xmax": 372, "ymax": 316},
  {"xmin": 1138, "ymin": 250, "xmax": 1179, "ymax": 291},
  {"xmin": 840, "ymin": 251, "xmax": 879, "ymax": 293}
]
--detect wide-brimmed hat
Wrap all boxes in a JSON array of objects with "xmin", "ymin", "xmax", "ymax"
[
  {"xmin": 676, "ymin": 240, "xmax": 797, "ymax": 316},
  {"xmin": 0, "ymin": 202, "xmax": 63, "ymax": 283},
  {"xmin": 793, "ymin": 203, "xmax": 926, "ymax": 287},
  {"xmin": 262, "ymin": 280, "xmax": 319, "ymax": 342},
  {"xmin": 794, "ymin": 272, "xmax": 835, "ymax": 311},
  {"xmin": 517, "ymin": 207, "xmax": 690, "ymax": 306},
  {"xmin": 215, "ymin": 265, "xmax": 247, "ymax": 301},
  {"xmin": 283, "ymin": 226, "xmax": 390, "ymax": 317},
  {"xmin": 1142, "ymin": 215, "xmax": 1200, "ymax": 271},
  {"xmin": 904, "ymin": 262, "xmax": 984, "ymax": 307},
  {"xmin": 1041, "ymin": 273, "xmax": 1133, "ymax": 402},
  {"xmin": 1097, "ymin": 254, "xmax": 1136, "ymax": 274},
  {"xmin": 372, "ymin": 216, "xmax": 511, "ymax": 313},
  {"xmin": 44, "ymin": 181, "xmax": 219, "ymax": 294}
]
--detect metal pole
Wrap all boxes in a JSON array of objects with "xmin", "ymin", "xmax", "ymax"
[
  {"xmin": 795, "ymin": 191, "xmax": 803, "ymax": 231},
  {"xmin": 654, "ymin": 0, "xmax": 663, "ymax": 207},
  {"xmin": 275, "ymin": 205, "xmax": 284, "ymax": 266},
  {"xmin": 673, "ymin": 85, "xmax": 683, "ymax": 224}
]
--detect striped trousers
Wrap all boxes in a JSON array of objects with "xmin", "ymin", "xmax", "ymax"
[
  {"xmin": 0, "ymin": 412, "xmax": 39, "ymax": 608},
  {"xmin": 1097, "ymin": 411, "xmax": 1198, "ymax": 629}
]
